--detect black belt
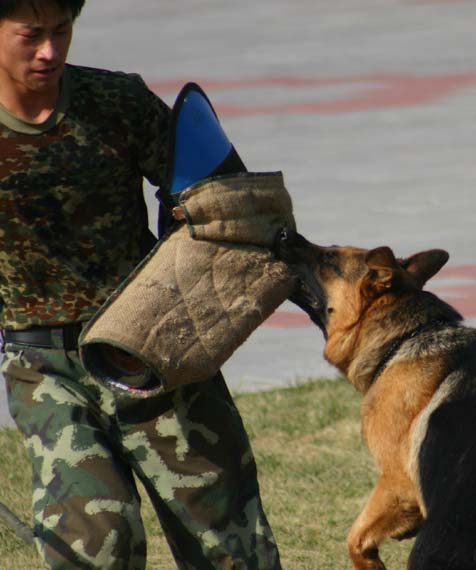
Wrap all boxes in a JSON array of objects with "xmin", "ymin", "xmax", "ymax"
[{"xmin": 2, "ymin": 323, "xmax": 83, "ymax": 351}]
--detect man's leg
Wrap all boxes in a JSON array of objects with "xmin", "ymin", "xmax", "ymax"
[
  {"xmin": 117, "ymin": 373, "xmax": 282, "ymax": 570},
  {"xmin": 2, "ymin": 344, "xmax": 147, "ymax": 570}
]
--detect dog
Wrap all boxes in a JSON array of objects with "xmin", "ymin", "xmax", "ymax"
[{"xmin": 277, "ymin": 229, "xmax": 476, "ymax": 570}]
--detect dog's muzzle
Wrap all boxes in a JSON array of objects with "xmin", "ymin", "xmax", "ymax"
[{"xmin": 275, "ymin": 227, "xmax": 326, "ymax": 330}]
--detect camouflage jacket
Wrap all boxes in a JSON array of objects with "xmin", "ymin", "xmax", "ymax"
[{"xmin": 0, "ymin": 64, "xmax": 170, "ymax": 330}]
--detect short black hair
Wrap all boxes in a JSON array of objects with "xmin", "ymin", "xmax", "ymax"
[{"xmin": 0, "ymin": 0, "xmax": 85, "ymax": 21}]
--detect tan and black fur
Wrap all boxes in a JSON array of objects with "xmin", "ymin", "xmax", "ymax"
[{"xmin": 278, "ymin": 229, "xmax": 476, "ymax": 570}]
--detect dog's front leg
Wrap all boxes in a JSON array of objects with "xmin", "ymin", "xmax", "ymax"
[{"xmin": 347, "ymin": 474, "xmax": 422, "ymax": 570}]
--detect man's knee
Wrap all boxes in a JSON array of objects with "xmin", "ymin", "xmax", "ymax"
[{"xmin": 36, "ymin": 498, "xmax": 147, "ymax": 570}]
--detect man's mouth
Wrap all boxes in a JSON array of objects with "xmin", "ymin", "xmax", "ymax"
[{"xmin": 31, "ymin": 66, "xmax": 60, "ymax": 78}]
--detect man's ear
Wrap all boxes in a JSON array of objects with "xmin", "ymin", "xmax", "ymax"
[
  {"xmin": 399, "ymin": 249, "xmax": 449, "ymax": 287},
  {"xmin": 363, "ymin": 246, "xmax": 400, "ymax": 294}
]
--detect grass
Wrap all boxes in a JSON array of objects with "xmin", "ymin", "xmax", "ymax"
[{"xmin": 0, "ymin": 378, "xmax": 414, "ymax": 569}]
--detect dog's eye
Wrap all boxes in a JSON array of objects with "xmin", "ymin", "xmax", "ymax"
[{"xmin": 327, "ymin": 307, "xmax": 335, "ymax": 314}]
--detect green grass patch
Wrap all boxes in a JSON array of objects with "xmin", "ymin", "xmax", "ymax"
[{"xmin": 0, "ymin": 378, "xmax": 414, "ymax": 569}]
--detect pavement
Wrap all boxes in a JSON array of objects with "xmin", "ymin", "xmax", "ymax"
[{"xmin": 1, "ymin": 0, "xmax": 476, "ymax": 425}]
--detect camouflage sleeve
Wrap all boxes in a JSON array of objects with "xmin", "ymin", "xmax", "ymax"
[{"xmin": 126, "ymin": 74, "xmax": 171, "ymax": 189}]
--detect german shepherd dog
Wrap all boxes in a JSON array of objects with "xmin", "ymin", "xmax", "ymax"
[{"xmin": 278, "ymin": 229, "xmax": 476, "ymax": 570}]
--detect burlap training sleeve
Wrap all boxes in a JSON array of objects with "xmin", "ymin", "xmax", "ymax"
[{"xmin": 79, "ymin": 172, "xmax": 297, "ymax": 395}]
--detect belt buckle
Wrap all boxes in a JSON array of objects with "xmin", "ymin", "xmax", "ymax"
[{"xmin": 172, "ymin": 206, "xmax": 186, "ymax": 221}]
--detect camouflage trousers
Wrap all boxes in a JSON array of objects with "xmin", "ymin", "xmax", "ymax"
[{"xmin": 1, "ymin": 343, "xmax": 281, "ymax": 570}]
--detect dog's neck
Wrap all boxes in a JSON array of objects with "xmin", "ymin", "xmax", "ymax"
[
  {"xmin": 325, "ymin": 291, "xmax": 462, "ymax": 393},
  {"xmin": 368, "ymin": 319, "xmax": 458, "ymax": 385}
]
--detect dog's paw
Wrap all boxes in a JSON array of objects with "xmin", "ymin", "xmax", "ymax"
[{"xmin": 350, "ymin": 548, "xmax": 387, "ymax": 570}]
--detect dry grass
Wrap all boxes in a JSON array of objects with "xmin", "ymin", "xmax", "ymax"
[{"xmin": 0, "ymin": 378, "xmax": 414, "ymax": 569}]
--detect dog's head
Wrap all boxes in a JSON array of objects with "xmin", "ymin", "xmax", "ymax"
[{"xmin": 277, "ymin": 229, "xmax": 449, "ymax": 339}]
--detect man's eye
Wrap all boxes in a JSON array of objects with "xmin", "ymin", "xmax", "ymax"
[{"xmin": 20, "ymin": 31, "xmax": 39, "ymax": 39}]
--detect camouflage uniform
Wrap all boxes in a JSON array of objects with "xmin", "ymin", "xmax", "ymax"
[
  {"xmin": 0, "ymin": 65, "xmax": 281, "ymax": 569},
  {"xmin": 0, "ymin": 65, "xmax": 165, "ymax": 329}
]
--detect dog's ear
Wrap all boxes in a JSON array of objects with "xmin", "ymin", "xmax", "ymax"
[
  {"xmin": 399, "ymin": 249, "xmax": 449, "ymax": 287},
  {"xmin": 364, "ymin": 247, "xmax": 400, "ymax": 294}
]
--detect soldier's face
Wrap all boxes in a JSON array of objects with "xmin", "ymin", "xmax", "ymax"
[{"xmin": 0, "ymin": 1, "xmax": 73, "ymax": 94}]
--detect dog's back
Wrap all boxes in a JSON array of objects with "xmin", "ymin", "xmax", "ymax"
[{"xmin": 410, "ymin": 329, "xmax": 476, "ymax": 569}]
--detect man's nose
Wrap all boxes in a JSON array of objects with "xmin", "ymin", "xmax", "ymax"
[{"xmin": 37, "ymin": 38, "xmax": 59, "ymax": 61}]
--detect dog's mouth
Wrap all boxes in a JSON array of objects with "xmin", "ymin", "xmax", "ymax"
[
  {"xmin": 276, "ymin": 228, "xmax": 327, "ymax": 333},
  {"xmin": 290, "ymin": 289, "xmax": 327, "ymax": 334}
]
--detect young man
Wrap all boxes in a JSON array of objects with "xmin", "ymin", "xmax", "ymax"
[{"xmin": 0, "ymin": 1, "xmax": 282, "ymax": 568}]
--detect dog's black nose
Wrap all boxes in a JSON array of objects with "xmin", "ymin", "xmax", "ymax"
[
  {"xmin": 278, "ymin": 226, "xmax": 290, "ymax": 243},
  {"xmin": 275, "ymin": 228, "xmax": 310, "ymax": 252},
  {"xmin": 275, "ymin": 226, "xmax": 295, "ymax": 261},
  {"xmin": 275, "ymin": 228, "xmax": 309, "ymax": 264}
]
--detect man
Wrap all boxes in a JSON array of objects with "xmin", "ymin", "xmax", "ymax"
[{"xmin": 0, "ymin": 1, "xmax": 282, "ymax": 568}]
